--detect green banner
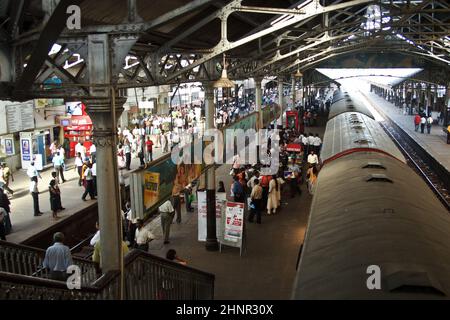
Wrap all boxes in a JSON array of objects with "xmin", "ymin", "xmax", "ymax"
[{"xmin": 140, "ymin": 105, "xmax": 278, "ymax": 216}]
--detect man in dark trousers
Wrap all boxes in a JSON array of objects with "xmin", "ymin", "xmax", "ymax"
[
  {"xmin": 159, "ymin": 199, "xmax": 175, "ymax": 244},
  {"xmin": 43, "ymin": 232, "xmax": 73, "ymax": 281},
  {"xmin": 124, "ymin": 140, "xmax": 132, "ymax": 170},
  {"xmin": 30, "ymin": 176, "xmax": 42, "ymax": 216},
  {"xmin": 145, "ymin": 136, "xmax": 153, "ymax": 163},
  {"xmin": 232, "ymin": 175, "xmax": 245, "ymax": 203},
  {"xmin": 82, "ymin": 163, "xmax": 96, "ymax": 201},
  {"xmin": 248, "ymin": 179, "xmax": 263, "ymax": 224}
]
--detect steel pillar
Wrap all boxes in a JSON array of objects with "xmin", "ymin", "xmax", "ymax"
[
  {"xmin": 204, "ymin": 83, "xmax": 218, "ymax": 251},
  {"xmin": 291, "ymin": 76, "xmax": 296, "ymax": 108},
  {"xmin": 445, "ymin": 85, "xmax": 450, "ymax": 127},
  {"xmin": 84, "ymin": 96, "xmax": 126, "ymax": 283},
  {"xmin": 278, "ymin": 78, "xmax": 283, "ymax": 128},
  {"xmin": 254, "ymin": 77, "xmax": 263, "ymax": 130}
]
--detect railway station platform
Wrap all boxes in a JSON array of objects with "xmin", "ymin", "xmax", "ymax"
[
  {"xmin": 4, "ymin": 147, "xmax": 167, "ymax": 244},
  {"xmin": 363, "ymin": 91, "xmax": 450, "ymax": 173},
  {"xmin": 128, "ymin": 123, "xmax": 326, "ymax": 299},
  {"xmin": 3, "ymin": 121, "xmax": 326, "ymax": 299}
]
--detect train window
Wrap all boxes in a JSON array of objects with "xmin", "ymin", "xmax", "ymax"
[
  {"xmin": 362, "ymin": 162, "xmax": 386, "ymax": 169},
  {"xmin": 365, "ymin": 174, "xmax": 393, "ymax": 183}
]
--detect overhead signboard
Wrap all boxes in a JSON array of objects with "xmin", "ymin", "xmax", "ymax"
[{"xmin": 6, "ymin": 102, "xmax": 34, "ymax": 133}]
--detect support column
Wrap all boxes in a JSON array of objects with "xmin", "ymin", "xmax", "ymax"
[
  {"xmin": 445, "ymin": 84, "xmax": 450, "ymax": 127},
  {"xmin": 204, "ymin": 83, "xmax": 218, "ymax": 251},
  {"xmin": 85, "ymin": 96, "xmax": 126, "ymax": 275},
  {"xmin": 426, "ymin": 85, "xmax": 431, "ymax": 115},
  {"xmin": 291, "ymin": 76, "xmax": 296, "ymax": 108},
  {"xmin": 278, "ymin": 77, "xmax": 284, "ymax": 129},
  {"xmin": 254, "ymin": 77, "xmax": 263, "ymax": 130}
]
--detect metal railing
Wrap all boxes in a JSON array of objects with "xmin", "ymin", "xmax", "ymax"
[
  {"xmin": 0, "ymin": 241, "xmax": 214, "ymax": 300},
  {"xmin": 0, "ymin": 241, "xmax": 97, "ymax": 285},
  {"xmin": 124, "ymin": 250, "xmax": 214, "ymax": 300}
]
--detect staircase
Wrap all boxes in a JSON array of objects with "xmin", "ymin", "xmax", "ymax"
[{"xmin": 0, "ymin": 241, "xmax": 214, "ymax": 300}]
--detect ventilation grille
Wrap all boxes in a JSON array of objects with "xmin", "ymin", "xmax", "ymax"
[
  {"xmin": 354, "ymin": 139, "xmax": 370, "ymax": 144},
  {"xmin": 386, "ymin": 271, "xmax": 446, "ymax": 297},
  {"xmin": 365, "ymin": 174, "xmax": 393, "ymax": 183},
  {"xmin": 362, "ymin": 162, "xmax": 386, "ymax": 169}
]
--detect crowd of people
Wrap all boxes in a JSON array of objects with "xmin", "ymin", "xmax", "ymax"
[
  {"xmin": 413, "ymin": 113, "xmax": 435, "ymax": 134},
  {"xmin": 223, "ymin": 125, "xmax": 323, "ymax": 225}
]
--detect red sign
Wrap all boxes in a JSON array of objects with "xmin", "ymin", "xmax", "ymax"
[
  {"xmin": 286, "ymin": 143, "xmax": 302, "ymax": 152},
  {"xmin": 69, "ymin": 116, "xmax": 92, "ymax": 126}
]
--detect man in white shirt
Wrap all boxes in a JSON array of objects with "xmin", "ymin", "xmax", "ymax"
[
  {"xmin": 247, "ymin": 171, "xmax": 260, "ymax": 189},
  {"xmin": 58, "ymin": 145, "xmax": 65, "ymax": 160},
  {"xmin": 89, "ymin": 144, "xmax": 96, "ymax": 162},
  {"xmin": 92, "ymin": 161, "xmax": 97, "ymax": 197},
  {"xmin": 81, "ymin": 163, "xmax": 96, "ymax": 201},
  {"xmin": 159, "ymin": 199, "xmax": 175, "ymax": 244},
  {"xmin": 171, "ymin": 132, "xmax": 180, "ymax": 149},
  {"xmin": 313, "ymin": 134, "xmax": 322, "ymax": 156},
  {"xmin": 134, "ymin": 219, "xmax": 155, "ymax": 252},
  {"xmin": 27, "ymin": 162, "xmax": 42, "ymax": 180},
  {"xmin": 175, "ymin": 117, "xmax": 183, "ymax": 132},
  {"xmin": 49, "ymin": 141, "xmax": 57, "ymax": 156},
  {"xmin": 307, "ymin": 150, "xmax": 319, "ymax": 167},
  {"xmin": 30, "ymin": 176, "xmax": 42, "ymax": 216},
  {"xmin": 307, "ymin": 133, "xmax": 315, "ymax": 147},
  {"xmin": 90, "ymin": 221, "xmax": 100, "ymax": 246},
  {"xmin": 75, "ymin": 142, "xmax": 86, "ymax": 160}
]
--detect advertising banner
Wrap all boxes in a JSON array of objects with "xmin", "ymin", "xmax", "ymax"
[
  {"xmin": 224, "ymin": 202, "xmax": 244, "ymax": 243},
  {"xmin": 21, "ymin": 139, "xmax": 31, "ymax": 161},
  {"xmin": 137, "ymin": 106, "xmax": 279, "ymax": 218},
  {"xmin": 143, "ymin": 171, "xmax": 160, "ymax": 210},
  {"xmin": 143, "ymin": 154, "xmax": 203, "ymax": 215},
  {"xmin": 4, "ymin": 138, "xmax": 13, "ymax": 155}
]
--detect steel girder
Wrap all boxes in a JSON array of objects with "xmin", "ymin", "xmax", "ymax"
[{"xmin": 1, "ymin": 0, "xmax": 449, "ymax": 100}]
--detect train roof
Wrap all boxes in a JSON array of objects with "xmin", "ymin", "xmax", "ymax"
[
  {"xmin": 329, "ymin": 91, "xmax": 374, "ymax": 120},
  {"xmin": 321, "ymin": 112, "xmax": 406, "ymax": 164},
  {"xmin": 293, "ymin": 152, "xmax": 450, "ymax": 299}
]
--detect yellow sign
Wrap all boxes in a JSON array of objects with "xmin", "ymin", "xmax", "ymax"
[
  {"xmin": 144, "ymin": 172, "xmax": 160, "ymax": 209},
  {"xmin": 35, "ymin": 99, "xmax": 48, "ymax": 109}
]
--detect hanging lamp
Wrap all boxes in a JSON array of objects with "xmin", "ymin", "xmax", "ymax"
[{"xmin": 213, "ymin": 53, "xmax": 235, "ymax": 88}]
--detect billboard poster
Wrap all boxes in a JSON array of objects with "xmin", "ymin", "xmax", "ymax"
[
  {"xmin": 143, "ymin": 172, "xmax": 160, "ymax": 210},
  {"xmin": 21, "ymin": 139, "xmax": 31, "ymax": 161},
  {"xmin": 4, "ymin": 138, "xmax": 13, "ymax": 155},
  {"xmin": 224, "ymin": 202, "xmax": 244, "ymax": 242},
  {"xmin": 139, "ymin": 106, "xmax": 278, "ymax": 218}
]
